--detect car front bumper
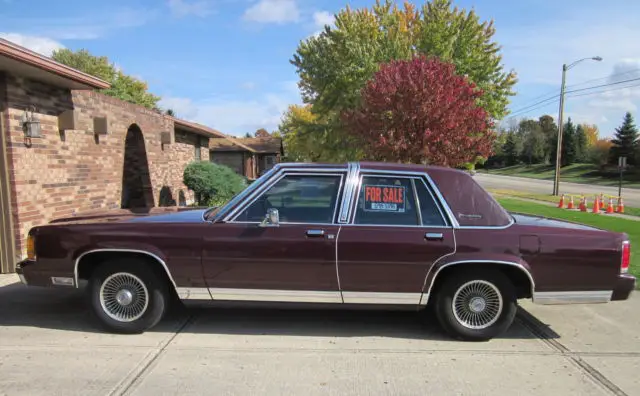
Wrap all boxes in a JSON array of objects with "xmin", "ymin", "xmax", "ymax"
[
  {"xmin": 611, "ymin": 273, "xmax": 636, "ymax": 301},
  {"xmin": 16, "ymin": 259, "xmax": 75, "ymax": 287}
]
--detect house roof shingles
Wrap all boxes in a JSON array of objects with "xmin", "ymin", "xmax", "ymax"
[{"xmin": 210, "ymin": 137, "xmax": 282, "ymax": 154}]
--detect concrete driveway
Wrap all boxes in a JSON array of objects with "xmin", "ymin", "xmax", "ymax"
[
  {"xmin": 475, "ymin": 173, "xmax": 640, "ymax": 207},
  {"xmin": 0, "ymin": 275, "xmax": 638, "ymax": 396}
]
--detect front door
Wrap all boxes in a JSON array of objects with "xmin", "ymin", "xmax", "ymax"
[
  {"xmin": 202, "ymin": 173, "xmax": 345, "ymax": 303},
  {"xmin": 337, "ymin": 174, "xmax": 455, "ymax": 305}
]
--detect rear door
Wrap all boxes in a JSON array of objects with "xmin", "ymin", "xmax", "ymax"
[{"xmin": 337, "ymin": 174, "xmax": 455, "ymax": 305}]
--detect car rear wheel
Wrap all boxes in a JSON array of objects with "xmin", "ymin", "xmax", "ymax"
[
  {"xmin": 89, "ymin": 259, "xmax": 169, "ymax": 334},
  {"xmin": 434, "ymin": 269, "xmax": 517, "ymax": 341}
]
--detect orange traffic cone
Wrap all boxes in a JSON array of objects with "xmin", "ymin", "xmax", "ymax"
[
  {"xmin": 599, "ymin": 194, "xmax": 605, "ymax": 209},
  {"xmin": 567, "ymin": 196, "xmax": 575, "ymax": 209},
  {"xmin": 579, "ymin": 197, "xmax": 586, "ymax": 212},
  {"xmin": 617, "ymin": 197, "xmax": 625, "ymax": 214},
  {"xmin": 592, "ymin": 196, "xmax": 601, "ymax": 214},
  {"xmin": 557, "ymin": 194, "xmax": 565, "ymax": 208},
  {"xmin": 581, "ymin": 197, "xmax": 588, "ymax": 212},
  {"xmin": 606, "ymin": 197, "xmax": 615, "ymax": 214}
]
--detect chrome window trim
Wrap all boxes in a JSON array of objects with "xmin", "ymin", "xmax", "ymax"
[
  {"xmin": 226, "ymin": 172, "xmax": 346, "ymax": 224},
  {"xmin": 420, "ymin": 260, "xmax": 535, "ymax": 306},
  {"xmin": 423, "ymin": 172, "xmax": 459, "ymax": 228},
  {"xmin": 74, "ymin": 249, "xmax": 177, "ymax": 290},
  {"xmin": 338, "ymin": 162, "xmax": 360, "ymax": 223},
  {"xmin": 532, "ymin": 290, "xmax": 612, "ymax": 305},
  {"xmin": 411, "ymin": 179, "xmax": 423, "ymax": 226},
  {"xmin": 227, "ymin": 221, "xmax": 340, "ymax": 226}
]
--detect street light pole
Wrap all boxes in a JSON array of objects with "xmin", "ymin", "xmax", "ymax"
[
  {"xmin": 552, "ymin": 56, "xmax": 602, "ymax": 196},
  {"xmin": 552, "ymin": 64, "xmax": 567, "ymax": 196}
]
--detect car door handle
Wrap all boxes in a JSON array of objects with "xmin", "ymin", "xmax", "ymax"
[
  {"xmin": 425, "ymin": 232, "xmax": 444, "ymax": 241},
  {"xmin": 306, "ymin": 229, "xmax": 325, "ymax": 237}
]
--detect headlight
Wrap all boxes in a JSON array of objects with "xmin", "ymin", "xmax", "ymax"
[{"xmin": 26, "ymin": 234, "xmax": 36, "ymax": 260}]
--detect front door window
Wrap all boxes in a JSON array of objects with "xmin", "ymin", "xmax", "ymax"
[{"xmin": 234, "ymin": 174, "xmax": 343, "ymax": 224}]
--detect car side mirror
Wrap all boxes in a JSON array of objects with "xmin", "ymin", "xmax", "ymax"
[{"xmin": 260, "ymin": 208, "xmax": 280, "ymax": 227}]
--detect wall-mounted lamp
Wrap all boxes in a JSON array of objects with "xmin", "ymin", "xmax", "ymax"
[{"xmin": 21, "ymin": 105, "xmax": 42, "ymax": 138}]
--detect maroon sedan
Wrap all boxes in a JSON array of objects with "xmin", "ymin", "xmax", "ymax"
[{"xmin": 16, "ymin": 162, "xmax": 636, "ymax": 341}]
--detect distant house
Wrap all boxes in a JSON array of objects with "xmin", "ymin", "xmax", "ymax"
[{"xmin": 209, "ymin": 137, "xmax": 283, "ymax": 180}]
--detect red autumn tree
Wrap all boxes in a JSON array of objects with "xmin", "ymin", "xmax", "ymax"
[{"xmin": 342, "ymin": 56, "xmax": 495, "ymax": 167}]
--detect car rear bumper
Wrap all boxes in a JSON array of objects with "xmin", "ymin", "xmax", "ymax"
[
  {"xmin": 611, "ymin": 273, "xmax": 636, "ymax": 301},
  {"xmin": 16, "ymin": 259, "xmax": 75, "ymax": 287}
]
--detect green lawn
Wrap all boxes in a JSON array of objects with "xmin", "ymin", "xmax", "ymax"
[
  {"xmin": 489, "ymin": 189, "xmax": 640, "ymax": 217},
  {"xmin": 498, "ymin": 198, "xmax": 640, "ymax": 280},
  {"xmin": 484, "ymin": 163, "xmax": 640, "ymax": 189}
]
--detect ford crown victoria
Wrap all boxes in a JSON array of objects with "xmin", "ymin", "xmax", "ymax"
[{"xmin": 16, "ymin": 162, "xmax": 636, "ymax": 341}]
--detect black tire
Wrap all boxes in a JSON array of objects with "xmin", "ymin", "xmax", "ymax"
[
  {"xmin": 88, "ymin": 259, "xmax": 169, "ymax": 334},
  {"xmin": 434, "ymin": 269, "xmax": 517, "ymax": 341}
]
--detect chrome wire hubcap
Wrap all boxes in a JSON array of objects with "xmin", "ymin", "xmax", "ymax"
[
  {"xmin": 99, "ymin": 272, "xmax": 149, "ymax": 322},
  {"xmin": 452, "ymin": 280, "xmax": 503, "ymax": 330}
]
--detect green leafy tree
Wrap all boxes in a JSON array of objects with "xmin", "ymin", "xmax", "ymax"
[
  {"xmin": 518, "ymin": 119, "xmax": 546, "ymax": 164},
  {"xmin": 538, "ymin": 115, "xmax": 557, "ymax": 164},
  {"xmin": 51, "ymin": 48, "xmax": 160, "ymax": 109},
  {"xmin": 183, "ymin": 161, "xmax": 247, "ymax": 206},
  {"xmin": 289, "ymin": 0, "xmax": 516, "ymax": 161},
  {"xmin": 502, "ymin": 132, "xmax": 520, "ymax": 166},
  {"xmin": 610, "ymin": 112, "xmax": 639, "ymax": 165},
  {"xmin": 574, "ymin": 124, "xmax": 588, "ymax": 163}
]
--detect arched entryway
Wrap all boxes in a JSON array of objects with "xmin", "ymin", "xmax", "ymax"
[{"xmin": 121, "ymin": 124, "xmax": 154, "ymax": 210}]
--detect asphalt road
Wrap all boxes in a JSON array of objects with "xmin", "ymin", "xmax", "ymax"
[
  {"xmin": 1, "ymin": 274, "xmax": 638, "ymax": 396},
  {"xmin": 475, "ymin": 173, "xmax": 640, "ymax": 207}
]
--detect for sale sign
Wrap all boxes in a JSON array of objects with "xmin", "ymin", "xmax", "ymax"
[{"xmin": 363, "ymin": 185, "xmax": 406, "ymax": 212}]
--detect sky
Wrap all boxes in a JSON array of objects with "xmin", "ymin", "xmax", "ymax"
[{"xmin": 1, "ymin": 0, "xmax": 640, "ymax": 137}]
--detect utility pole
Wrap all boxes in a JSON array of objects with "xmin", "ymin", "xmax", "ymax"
[
  {"xmin": 551, "ymin": 56, "xmax": 602, "ymax": 196},
  {"xmin": 552, "ymin": 64, "xmax": 567, "ymax": 196}
]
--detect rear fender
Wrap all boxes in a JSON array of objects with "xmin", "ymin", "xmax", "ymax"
[{"xmin": 420, "ymin": 253, "xmax": 535, "ymax": 305}]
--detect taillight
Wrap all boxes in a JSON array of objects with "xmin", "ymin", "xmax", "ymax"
[
  {"xmin": 621, "ymin": 241, "xmax": 630, "ymax": 274},
  {"xmin": 26, "ymin": 234, "xmax": 36, "ymax": 260}
]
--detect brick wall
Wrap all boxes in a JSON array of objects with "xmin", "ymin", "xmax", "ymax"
[{"xmin": 3, "ymin": 74, "xmax": 209, "ymax": 259}]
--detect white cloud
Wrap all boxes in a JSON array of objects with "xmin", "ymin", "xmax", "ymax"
[
  {"xmin": 168, "ymin": 0, "xmax": 213, "ymax": 18},
  {"xmin": 313, "ymin": 11, "xmax": 334, "ymax": 28},
  {"xmin": 159, "ymin": 85, "xmax": 301, "ymax": 135},
  {"xmin": 243, "ymin": 0, "xmax": 300, "ymax": 24},
  {"xmin": 0, "ymin": 33, "xmax": 64, "ymax": 56}
]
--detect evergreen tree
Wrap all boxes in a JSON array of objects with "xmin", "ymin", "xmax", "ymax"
[
  {"xmin": 574, "ymin": 124, "xmax": 588, "ymax": 163},
  {"xmin": 560, "ymin": 118, "xmax": 577, "ymax": 166},
  {"xmin": 610, "ymin": 112, "xmax": 639, "ymax": 165}
]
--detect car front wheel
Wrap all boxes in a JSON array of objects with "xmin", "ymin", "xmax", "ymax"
[
  {"xmin": 89, "ymin": 259, "xmax": 169, "ymax": 334},
  {"xmin": 434, "ymin": 269, "xmax": 517, "ymax": 341}
]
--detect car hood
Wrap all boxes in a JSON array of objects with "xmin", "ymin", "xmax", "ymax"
[
  {"xmin": 511, "ymin": 213, "xmax": 603, "ymax": 231},
  {"xmin": 48, "ymin": 208, "xmax": 209, "ymax": 225},
  {"xmin": 125, "ymin": 209, "xmax": 208, "ymax": 223}
]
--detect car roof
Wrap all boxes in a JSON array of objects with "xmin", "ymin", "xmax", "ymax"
[{"xmin": 277, "ymin": 161, "xmax": 467, "ymax": 176}]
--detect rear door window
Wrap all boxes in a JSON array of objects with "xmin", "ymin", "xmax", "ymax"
[{"xmin": 353, "ymin": 176, "xmax": 419, "ymax": 225}]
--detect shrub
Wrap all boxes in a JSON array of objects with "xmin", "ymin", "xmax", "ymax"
[{"xmin": 183, "ymin": 161, "xmax": 247, "ymax": 206}]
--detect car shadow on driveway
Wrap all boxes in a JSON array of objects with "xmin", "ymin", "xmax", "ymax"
[{"xmin": 0, "ymin": 283, "xmax": 559, "ymax": 342}]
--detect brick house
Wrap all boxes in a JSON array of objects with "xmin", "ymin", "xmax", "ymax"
[
  {"xmin": 0, "ymin": 39, "xmax": 240, "ymax": 273},
  {"xmin": 209, "ymin": 137, "xmax": 283, "ymax": 179}
]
